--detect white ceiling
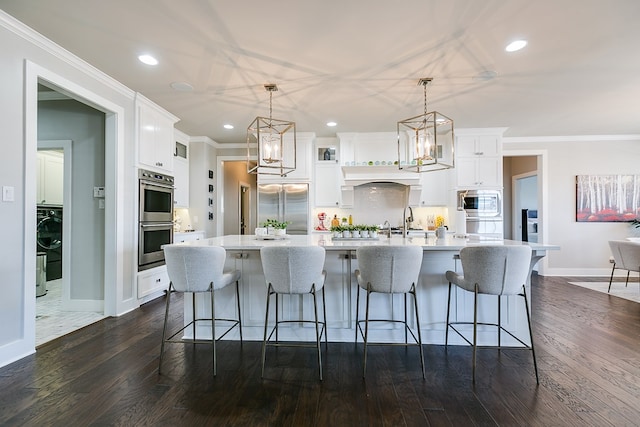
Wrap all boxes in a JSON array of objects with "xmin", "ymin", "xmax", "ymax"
[{"xmin": 2, "ymin": 0, "xmax": 640, "ymax": 144}]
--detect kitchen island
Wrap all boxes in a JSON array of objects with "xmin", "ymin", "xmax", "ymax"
[{"xmin": 171, "ymin": 235, "xmax": 559, "ymax": 346}]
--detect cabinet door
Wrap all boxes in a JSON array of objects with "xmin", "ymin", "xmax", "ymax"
[
  {"xmin": 475, "ymin": 135, "xmax": 500, "ymax": 157},
  {"xmin": 456, "ymin": 136, "xmax": 478, "ymax": 157},
  {"xmin": 455, "ymin": 157, "xmax": 479, "ymax": 187},
  {"xmin": 314, "ymin": 162, "xmax": 341, "ymax": 207},
  {"xmin": 173, "ymin": 157, "xmax": 189, "ymax": 207},
  {"xmin": 420, "ymin": 169, "xmax": 449, "ymax": 206},
  {"xmin": 137, "ymin": 266, "xmax": 169, "ymax": 299},
  {"xmin": 137, "ymin": 103, "xmax": 174, "ymax": 173},
  {"xmin": 38, "ymin": 151, "xmax": 64, "ymax": 205},
  {"xmin": 476, "ymin": 156, "xmax": 501, "ymax": 187}
]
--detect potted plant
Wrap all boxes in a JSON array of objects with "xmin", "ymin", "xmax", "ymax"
[
  {"xmin": 352, "ymin": 224, "xmax": 361, "ymax": 238},
  {"xmin": 329, "ymin": 225, "xmax": 342, "ymax": 238},
  {"xmin": 342, "ymin": 225, "xmax": 352, "ymax": 238},
  {"xmin": 358, "ymin": 224, "xmax": 369, "ymax": 238},
  {"xmin": 261, "ymin": 219, "xmax": 290, "ymax": 236},
  {"xmin": 369, "ymin": 224, "xmax": 379, "ymax": 239}
]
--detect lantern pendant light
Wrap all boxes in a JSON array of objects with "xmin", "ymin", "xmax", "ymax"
[
  {"xmin": 247, "ymin": 84, "xmax": 296, "ymax": 177},
  {"xmin": 397, "ymin": 78, "xmax": 454, "ymax": 173}
]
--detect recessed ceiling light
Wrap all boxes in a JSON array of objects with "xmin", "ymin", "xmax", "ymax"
[
  {"xmin": 138, "ymin": 54, "xmax": 158, "ymax": 65},
  {"xmin": 170, "ymin": 81, "xmax": 194, "ymax": 92},
  {"xmin": 326, "ymin": 121, "xmax": 337, "ymax": 127},
  {"xmin": 223, "ymin": 124, "xmax": 234, "ymax": 129},
  {"xmin": 505, "ymin": 40, "xmax": 527, "ymax": 52}
]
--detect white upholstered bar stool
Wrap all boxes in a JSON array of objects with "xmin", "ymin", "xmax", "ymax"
[
  {"xmin": 355, "ymin": 245, "xmax": 425, "ymax": 379},
  {"xmin": 159, "ymin": 245, "xmax": 242, "ymax": 377},
  {"xmin": 260, "ymin": 246, "xmax": 327, "ymax": 380},
  {"xmin": 607, "ymin": 240, "xmax": 640, "ymax": 292},
  {"xmin": 445, "ymin": 245, "xmax": 538, "ymax": 383}
]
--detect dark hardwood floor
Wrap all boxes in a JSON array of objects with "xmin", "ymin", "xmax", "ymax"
[{"xmin": 1, "ymin": 275, "xmax": 639, "ymax": 426}]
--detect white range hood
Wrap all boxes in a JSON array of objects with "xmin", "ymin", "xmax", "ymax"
[{"xmin": 341, "ymin": 165, "xmax": 422, "ymax": 206}]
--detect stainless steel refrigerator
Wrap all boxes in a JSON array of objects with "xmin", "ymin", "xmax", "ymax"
[{"xmin": 257, "ymin": 183, "xmax": 309, "ymax": 235}]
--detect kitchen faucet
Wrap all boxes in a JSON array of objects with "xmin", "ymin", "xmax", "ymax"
[
  {"xmin": 383, "ymin": 220, "xmax": 391, "ymax": 239},
  {"xmin": 403, "ymin": 206, "xmax": 414, "ymax": 238}
]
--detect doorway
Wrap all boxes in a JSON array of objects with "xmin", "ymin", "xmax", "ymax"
[
  {"xmin": 239, "ymin": 183, "xmax": 251, "ymax": 235},
  {"xmin": 35, "ymin": 84, "xmax": 107, "ymax": 345},
  {"xmin": 513, "ymin": 173, "xmax": 538, "ymax": 242}
]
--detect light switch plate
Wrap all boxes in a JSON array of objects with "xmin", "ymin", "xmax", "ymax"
[
  {"xmin": 2, "ymin": 186, "xmax": 15, "ymax": 202},
  {"xmin": 93, "ymin": 186, "xmax": 105, "ymax": 197}
]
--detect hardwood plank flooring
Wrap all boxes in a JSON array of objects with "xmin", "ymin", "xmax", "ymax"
[{"xmin": 1, "ymin": 275, "xmax": 639, "ymax": 426}]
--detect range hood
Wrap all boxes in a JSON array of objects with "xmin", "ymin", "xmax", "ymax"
[{"xmin": 341, "ymin": 165, "xmax": 422, "ymax": 206}]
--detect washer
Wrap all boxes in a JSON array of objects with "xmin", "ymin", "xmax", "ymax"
[{"xmin": 37, "ymin": 207, "xmax": 63, "ymax": 281}]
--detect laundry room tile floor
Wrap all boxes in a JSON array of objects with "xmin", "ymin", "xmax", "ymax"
[{"xmin": 35, "ymin": 279, "xmax": 106, "ymax": 346}]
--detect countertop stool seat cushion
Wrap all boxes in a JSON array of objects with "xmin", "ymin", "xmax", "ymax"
[
  {"xmin": 159, "ymin": 245, "xmax": 242, "ymax": 377},
  {"xmin": 445, "ymin": 245, "xmax": 538, "ymax": 383},
  {"xmin": 354, "ymin": 245, "xmax": 425, "ymax": 379},
  {"xmin": 260, "ymin": 246, "xmax": 327, "ymax": 380}
]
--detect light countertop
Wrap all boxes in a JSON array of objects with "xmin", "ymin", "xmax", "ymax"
[{"xmin": 173, "ymin": 234, "xmax": 559, "ymax": 252}]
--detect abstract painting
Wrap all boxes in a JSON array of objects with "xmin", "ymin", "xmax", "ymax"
[{"xmin": 576, "ymin": 175, "xmax": 640, "ymax": 222}]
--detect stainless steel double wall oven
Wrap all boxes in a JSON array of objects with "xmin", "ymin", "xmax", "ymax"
[{"xmin": 138, "ymin": 169, "xmax": 174, "ymax": 270}]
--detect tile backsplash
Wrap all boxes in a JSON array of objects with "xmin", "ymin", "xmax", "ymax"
[{"xmin": 313, "ymin": 182, "xmax": 449, "ymax": 229}]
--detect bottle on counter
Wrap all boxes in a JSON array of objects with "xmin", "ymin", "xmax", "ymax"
[
  {"xmin": 331, "ymin": 214, "xmax": 340, "ymax": 227},
  {"xmin": 348, "ymin": 215, "xmax": 353, "ymax": 225}
]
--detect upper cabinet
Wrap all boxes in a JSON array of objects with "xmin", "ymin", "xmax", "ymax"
[
  {"xmin": 173, "ymin": 130, "xmax": 190, "ymax": 208},
  {"xmin": 257, "ymin": 132, "xmax": 313, "ymax": 183},
  {"xmin": 136, "ymin": 94, "xmax": 179, "ymax": 174},
  {"xmin": 314, "ymin": 137, "xmax": 341, "ymax": 207},
  {"xmin": 454, "ymin": 129, "xmax": 505, "ymax": 189},
  {"xmin": 37, "ymin": 150, "xmax": 64, "ymax": 206}
]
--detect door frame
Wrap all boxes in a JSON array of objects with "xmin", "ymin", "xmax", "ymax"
[
  {"xmin": 239, "ymin": 182, "xmax": 251, "ymax": 235},
  {"xmin": 511, "ymin": 171, "xmax": 537, "ymax": 241},
  {"xmin": 24, "ymin": 60, "xmax": 127, "ymax": 353},
  {"xmin": 502, "ymin": 148, "xmax": 549, "ymax": 274},
  {"xmin": 38, "ymin": 140, "xmax": 74, "ymax": 309}
]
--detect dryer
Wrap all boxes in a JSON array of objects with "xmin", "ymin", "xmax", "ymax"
[{"xmin": 37, "ymin": 207, "xmax": 63, "ymax": 281}]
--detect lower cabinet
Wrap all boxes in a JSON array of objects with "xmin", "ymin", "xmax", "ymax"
[
  {"xmin": 174, "ymin": 231, "xmax": 205, "ymax": 243},
  {"xmin": 137, "ymin": 266, "xmax": 169, "ymax": 299}
]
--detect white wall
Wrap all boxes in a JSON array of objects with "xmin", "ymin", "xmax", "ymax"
[
  {"xmin": 0, "ymin": 11, "xmax": 138, "ymax": 367},
  {"xmin": 504, "ymin": 137, "xmax": 640, "ymax": 276}
]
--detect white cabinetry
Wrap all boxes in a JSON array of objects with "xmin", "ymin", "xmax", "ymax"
[
  {"xmin": 174, "ymin": 230, "xmax": 205, "ymax": 243},
  {"xmin": 313, "ymin": 137, "xmax": 341, "ymax": 207},
  {"xmin": 137, "ymin": 266, "xmax": 169, "ymax": 299},
  {"xmin": 224, "ymin": 250, "xmax": 265, "ymax": 326},
  {"xmin": 37, "ymin": 151, "xmax": 64, "ymax": 205},
  {"xmin": 419, "ymin": 169, "xmax": 450, "ymax": 206},
  {"xmin": 173, "ymin": 131, "xmax": 190, "ymax": 208},
  {"xmin": 257, "ymin": 133, "xmax": 313, "ymax": 183},
  {"xmin": 136, "ymin": 94, "xmax": 178, "ymax": 174},
  {"xmin": 455, "ymin": 132, "xmax": 503, "ymax": 188}
]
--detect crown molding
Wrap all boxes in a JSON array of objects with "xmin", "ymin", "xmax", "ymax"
[
  {"xmin": 0, "ymin": 9, "xmax": 134, "ymax": 99},
  {"xmin": 503, "ymin": 134, "xmax": 640, "ymax": 144}
]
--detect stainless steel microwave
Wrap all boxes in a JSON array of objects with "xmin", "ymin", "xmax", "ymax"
[{"xmin": 457, "ymin": 189, "xmax": 502, "ymax": 218}]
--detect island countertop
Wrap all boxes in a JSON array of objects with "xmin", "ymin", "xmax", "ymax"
[{"xmin": 174, "ymin": 234, "xmax": 560, "ymax": 252}]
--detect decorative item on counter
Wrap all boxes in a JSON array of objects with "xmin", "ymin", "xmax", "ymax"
[
  {"xmin": 436, "ymin": 226, "xmax": 447, "ymax": 239},
  {"xmin": 323, "ymin": 148, "xmax": 331, "ymax": 160},
  {"xmin": 315, "ymin": 212, "xmax": 327, "ymax": 231},
  {"xmin": 261, "ymin": 219, "xmax": 290, "ymax": 236},
  {"xmin": 331, "ymin": 214, "xmax": 340, "ymax": 228},
  {"xmin": 348, "ymin": 214, "xmax": 353, "ymax": 225},
  {"xmin": 330, "ymin": 224, "xmax": 380, "ymax": 240},
  {"xmin": 435, "ymin": 215, "xmax": 445, "ymax": 228},
  {"xmin": 341, "ymin": 217, "xmax": 348, "ymax": 226},
  {"xmin": 426, "ymin": 214, "xmax": 435, "ymax": 231}
]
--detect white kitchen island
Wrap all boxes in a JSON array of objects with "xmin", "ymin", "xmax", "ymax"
[{"xmin": 170, "ymin": 235, "xmax": 559, "ymax": 346}]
